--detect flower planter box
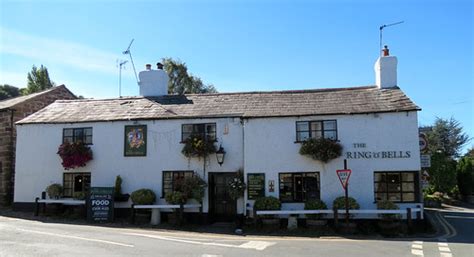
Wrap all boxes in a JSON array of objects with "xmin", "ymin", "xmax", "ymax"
[
  {"xmin": 378, "ymin": 220, "xmax": 401, "ymax": 236},
  {"xmin": 306, "ymin": 219, "xmax": 328, "ymax": 227},
  {"xmin": 260, "ymin": 217, "xmax": 280, "ymax": 229},
  {"xmin": 338, "ymin": 222, "xmax": 357, "ymax": 234},
  {"xmin": 135, "ymin": 209, "xmax": 151, "ymax": 224},
  {"xmin": 114, "ymin": 194, "xmax": 130, "ymax": 202},
  {"xmin": 44, "ymin": 203, "xmax": 64, "ymax": 216}
]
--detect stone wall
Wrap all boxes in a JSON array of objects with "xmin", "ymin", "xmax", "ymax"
[{"xmin": 0, "ymin": 86, "xmax": 75, "ymax": 205}]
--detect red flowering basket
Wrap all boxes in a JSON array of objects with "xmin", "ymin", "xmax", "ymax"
[{"xmin": 57, "ymin": 142, "xmax": 93, "ymax": 170}]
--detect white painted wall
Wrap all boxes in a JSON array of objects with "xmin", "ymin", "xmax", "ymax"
[
  {"xmin": 14, "ymin": 117, "xmax": 244, "ymax": 213},
  {"xmin": 243, "ymin": 111, "xmax": 421, "ymax": 211},
  {"xmin": 14, "ymin": 110, "xmax": 421, "ymax": 215}
]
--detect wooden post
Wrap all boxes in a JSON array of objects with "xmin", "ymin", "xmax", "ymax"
[
  {"xmin": 131, "ymin": 204, "xmax": 135, "ymax": 224},
  {"xmin": 407, "ymin": 208, "xmax": 412, "ymax": 232},
  {"xmin": 416, "ymin": 205, "xmax": 422, "ymax": 220},
  {"xmin": 334, "ymin": 207, "xmax": 339, "ymax": 228},
  {"xmin": 34, "ymin": 197, "xmax": 39, "ymax": 216}
]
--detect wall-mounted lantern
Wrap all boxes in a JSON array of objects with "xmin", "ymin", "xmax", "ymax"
[{"xmin": 216, "ymin": 145, "xmax": 226, "ymax": 166}]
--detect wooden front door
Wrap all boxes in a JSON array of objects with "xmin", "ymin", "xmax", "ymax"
[{"xmin": 209, "ymin": 173, "xmax": 236, "ymax": 222}]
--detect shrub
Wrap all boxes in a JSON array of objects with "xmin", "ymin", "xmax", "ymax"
[
  {"xmin": 73, "ymin": 191, "xmax": 86, "ymax": 200},
  {"xmin": 304, "ymin": 199, "xmax": 327, "ymax": 219},
  {"xmin": 457, "ymin": 156, "xmax": 474, "ymax": 196},
  {"xmin": 130, "ymin": 189, "xmax": 156, "ymax": 205},
  {"xmin": 299, "ymin": 138, "xmax": 342, "ymax": 163},
  {"xmin": 181, "ymin": 134, "xmax": 217, "ymax": 159},
  {"xmin": 376, "ymin": 200, "xmax": 401, "ymax": 220},
  {"xmin": 57, "ymin": 142, "xmax": 93, "ymax": 170},
  {"xmin": 173, "ymin": 174, "xmax": 207, "ymax": 202},
  {"xmin": 46, "ymin": 183, "xmax": 63, "ymax": 199},
  {"xmin": 332, "ymin": 196, "xmax": 360, "ymax": 210},
  {"xmin": 254, "ymin": 196, "xmax": 281, "ymax": 211},
  {"xmin": 114, "ymin": 175, "xmax": 123, "ymax": 197},
  {"xmin": 165, "ymin": 191, "xmax": 187, "ymax": 205}
]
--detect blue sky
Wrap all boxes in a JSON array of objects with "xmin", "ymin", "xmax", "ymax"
[{"xmin": 1, "ymin": 0, "xmax": 473, "ymax": 153}]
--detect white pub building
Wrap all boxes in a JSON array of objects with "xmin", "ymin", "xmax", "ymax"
[{"xmin": 13, "ymin": 49, "xmax": 422, "ymax": 222}]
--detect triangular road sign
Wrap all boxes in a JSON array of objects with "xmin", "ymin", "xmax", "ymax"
[{"xmin": 336, "ymin": 169, "xmax": 352, "ymax": 189}]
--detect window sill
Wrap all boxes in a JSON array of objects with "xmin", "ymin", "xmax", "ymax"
[{"xmin": 294, "ymin": 140, "xmax": 340, "ymax": 144}]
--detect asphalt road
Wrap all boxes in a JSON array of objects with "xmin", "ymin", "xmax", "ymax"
[{"xmin": 0, "ymin": 207, "xmax": 473, "ymax": 257}]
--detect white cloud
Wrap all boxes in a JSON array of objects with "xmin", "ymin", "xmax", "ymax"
[{"xmin": 0, "ymin": 27, "xmax": 122, "ymax": 75}]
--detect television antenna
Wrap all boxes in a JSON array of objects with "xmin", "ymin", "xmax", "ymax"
[
  {"xmin": 379, "ymin": 21, "xmax": 404, "ymax": 56},
  {"xmin": 117, "ymin": 59, "xmax": 128, "ymax": 97},
  {"xmin": 122, "ymin": 39, "xmax": 139, "ymax": 84}
]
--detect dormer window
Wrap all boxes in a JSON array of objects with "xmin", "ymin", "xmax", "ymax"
[{"xmin": 296, "ymin": 120, "xmax": 337, "ymax": 142}]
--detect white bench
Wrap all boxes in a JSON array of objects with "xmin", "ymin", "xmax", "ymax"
[
  {"xmin": 132, "ymin": 204, "xmax": 202, "ymax": 225},
  {"xmin": 34, "ymin": 197, "xmax": 86, "ymax": 216}
]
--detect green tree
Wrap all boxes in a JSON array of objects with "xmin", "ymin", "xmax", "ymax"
[
  {"xmin": 465, "ymin": 147, "xmax": 474, "ymax": 158},
  {"xmin": 22, "ymin": 65, "xmax": 55, "ymax": 95},
  {"xmin": 456, "ymin": 156, "xmax": 474, "ymax": 197},
  {"xmin": 423, "ymin": 117, "xmax": 470, "ymax": 159},
  {"xmin": 429, "ymin": 152, "xmax": 457, "ymax": 193},
  {"xmin": 0, "ymin": 84, "xmax": 21, "ymax": 100},
  {"xmin": 162, "ymin": 58, "xmax": 217, "ymax": 94}
]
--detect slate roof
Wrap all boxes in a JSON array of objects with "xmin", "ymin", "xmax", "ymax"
[
  {"xmin": 16, "ymin": 85, "xmax": 420, "ymax": 124},
  {"xmin": 0, "ymin": 85, "xmax": 74, "ymax": 110}
]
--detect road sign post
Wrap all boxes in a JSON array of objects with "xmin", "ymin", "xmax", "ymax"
[{"xmin": 337, "ymin": 160, "xmax": 352, "ymax": 225}]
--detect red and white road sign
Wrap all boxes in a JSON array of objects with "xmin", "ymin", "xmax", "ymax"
[{"xmin": 336, "ymin": 169, "xmax": 352, "ymax": 189}]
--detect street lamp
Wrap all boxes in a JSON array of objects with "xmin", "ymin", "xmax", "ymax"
[{"xmin": 216, "ymin": 145, "xmax": 226, "ymax": 166}]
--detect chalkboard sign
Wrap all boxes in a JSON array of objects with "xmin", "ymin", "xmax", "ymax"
[
  {"xmin": 87, "ymin": 187, "xmax": 114, "ymax": 222},
  {"xmin": 247, "ymin": 173, "xmax": 265, "ymax": 200}
]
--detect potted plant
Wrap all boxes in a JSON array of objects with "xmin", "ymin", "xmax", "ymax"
[
  {"xmin": 181, "ymin": 134, "xmax": 217, "ymax": 160},
  {"xmin": 165, "ymin": 191, "xmax": 188, "ymax": 225},
  {"xmin": 166, "ymin": 174, "xmax": 207, "ymax": 225},
  {"xmin": 73, "ymin": 191, "xmax": 86, "ymax": 200},
  {"xmin": 376, "ymin": 200, "xmax": 401, "ymax": 236},
  {"xmin": 57, "ymin": 142, "xmax": 93, "ymax": 170},
  {"xmin": 114, "ymin": 175, "xmax": 130, "ymax": 202},
  {"xmin": 228, "ymin": 170, "xmax": 246, "ymax": 228},
  {"xmin": 254, "ymin": 196, "xmax": 281, "ymax": 227},
  {"xmin": 45, "ymin": 183, "xmax": 63, "ymax": 215},
  {"xmin": 299, "ymin": 138, "xmax": 342, "ymax": 163},
  {"xmin": 333, "ymin": 196, "xmax": 360, "ymax": 233},
  {"xmin": 46, "ymin": 183, "xmax": 63, "ymax": 199},
  {"xmin": 304, "ymin": 199, "xmax": 328, "ymax": 227},
  {"xmin": 131, "ymin": 188, "xmax": 156, "ymax": 223}
]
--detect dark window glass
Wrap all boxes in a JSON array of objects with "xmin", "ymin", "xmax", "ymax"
[
  {"xmin": 181, "ymin": 123, "xmax": 216, "ymax": 142},
  {"xmin": 374, "ymin": 171, "xmax": 419, "ymax": 203},
  {"xmin": 162, "ymin": 171, "xmax": 194, "ymax": 198},
  {"xmin": 296, "ymin": 120, "xmax": 338, "ymax": 142},
  {"xmin": 63, "ymin": 173, "xmax": 91, "ymax": 197},
  {"xmin": 278, "ymin": 172, "xmax": 320, "ymax": 202},
  {"xmin": 63, "ymin": 128, "xmax": 93, "ymax": 144}
]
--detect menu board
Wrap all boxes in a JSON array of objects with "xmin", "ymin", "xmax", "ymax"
[
  {"xmin": 87, "ymin": 187, "xmax": 114, "ymax": 222},
  {"xmin": 247, "ymin": 173, "xmax": 265, "ymax": 200}
]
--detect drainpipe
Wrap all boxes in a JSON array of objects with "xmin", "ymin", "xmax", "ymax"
[
  {"xmin": 240, "ymin": 117, "xmax": 246, "ymax": 217},
  {"xmin": 8, "ymin": 108, "xmax": 15, "ymax": 205}
]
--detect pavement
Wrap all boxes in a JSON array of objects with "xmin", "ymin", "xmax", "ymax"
[{"xmin": 0, "ymin": 204, "xmax": 473, "ymax": 257}]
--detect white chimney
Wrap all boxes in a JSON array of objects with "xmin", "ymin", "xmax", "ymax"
[
  {"xmin": 138, "ymin": 62, "xmax": 169, "ymax": 96},
  {"xmin": 374, "ymin": 45, "xmax": 398, "ymax": 88}
]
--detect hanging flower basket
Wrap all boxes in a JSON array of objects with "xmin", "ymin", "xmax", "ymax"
[
  {"xmin": 228, "ymin": 170, "xmax": 246, "ymax": 200},
  {"xmin": 299, "ymin": 138, "xmax": 342, "ymax": 163},
  {"xmin": 181, "ymin": 134, "xmax": 216, "ymax": 159},
  {"xmin": 57, "ymin": 142, "xmax": 93, "ymax": 170}
]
